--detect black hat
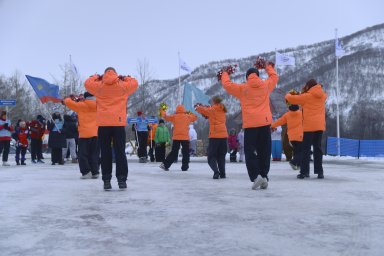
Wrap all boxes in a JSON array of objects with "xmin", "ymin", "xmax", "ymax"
[
  {"xmin": 289, "ymin": 105, "xmax": 299, "ymax": 111},
  {"xmin": 84, "ymin": 92, "xmax": 94, "ymax": 99},
  {"xmin": 246, "ymin": 68, "xmax": 259, "ymax": 80},
  {"xmin": 159, "ymin": 119, "xmax": 165, "ymax": 124},
  {"xmin": 104, "ymin": 67, "xmax": 116, "ymax": 73}
]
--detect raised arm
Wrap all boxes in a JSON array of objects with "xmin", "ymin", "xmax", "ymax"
[
  {"xmin": 63, "ymin": 98, "xmax": 89, "ymax": 113},
  {"xmin": 121, "ymin": 76, "xmax": 139, "ymax": 96},
  {"xmin": 220, "ymin": 72, "xmax": 244, "ymax": 99},
  {"xmin": 264, "ymin": 65, "xmax": 279, "ymax": 92},
  {"xmin": 271, "ymin": 114, "xmax": 288, "ymax": 129},
  {"xmin": 84, "ymin": 75, "xmax": 102, "ymax": 96}
]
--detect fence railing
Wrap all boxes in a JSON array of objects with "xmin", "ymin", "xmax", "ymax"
[{"xmin": 326, "ymin": 137, "xmax": 384, "ymax": 158}]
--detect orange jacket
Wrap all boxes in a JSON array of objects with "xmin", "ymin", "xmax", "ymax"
[
  {"xmin": 64, "ymin": 98, "xmax": 98, "ymax": 138},
  {"xmin": 221, "ymin": 65, "xmax": 279, "ymax": 128},
  {"xmin": 85, "ymin": 70, "xmax": 138, "ymax": 127},
  {"xmin": 147, "ymin": 123, "xmax": 157, "ymax": 143},
  {"xmin": 285, "ymin": 84, "xmax": 327, "ymax": 132},
  {"xmin": 161, "ymin": 105, "xmax": 198, "ymax": 140},
  {"xmin": 271, "ymin": 110, "xmax": 303, "ymax": 142},
  {"xmin": 195, "ymin": 103, "xmax": 228, "ymax": 138}
]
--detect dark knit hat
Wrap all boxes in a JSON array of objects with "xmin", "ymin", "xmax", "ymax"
[
  {"xmin": 305, "ymin": 79, "xmax": 317, "ymax": 89},
  {"xmin": 83, "ymin": 92, "xmax": 94, "ymax": 99},
  {"xmin": 159, "ymin": 119, "xmax": 165, "ymax": 124},
  {"xmin": 289, "ymin": 105, "xmax": 299, "ymax": 111},
  {"xmin": 246, "ymin": 68, "xmax": 259, "ymax": 80},
  {"xmin": 104, "ymin": 67, "xmax": 116, "ymax": 73}
]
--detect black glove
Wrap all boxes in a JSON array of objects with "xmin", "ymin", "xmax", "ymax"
[{"xmin": 118, "ymin": 75, "xmax": 125, "ymax": 80}]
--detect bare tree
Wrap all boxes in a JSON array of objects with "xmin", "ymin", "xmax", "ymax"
[{"xmin": 134, "ymin": 58, "xmax": 157, "ymax": 115}]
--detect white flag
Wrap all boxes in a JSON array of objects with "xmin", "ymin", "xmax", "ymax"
[
  {"xmin": 335, "ymin": 38, "xmax": 345, "ymax": 58},
  {"xmin": 275, "ymin": 52, "xmax": 295, "ymax": 66},
  {"xmin": 179, "ymin": 57, "xmax": 192, "ymax": 73}
]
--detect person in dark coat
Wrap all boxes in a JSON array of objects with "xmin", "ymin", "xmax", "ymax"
[
  {"xmin": 62, "ymin": 114, "xmax": 78, "ymax": 163},
  {"xmin": 27, "ymin": 115, "xmax": 46, "ymax": 163},
  {"xmin": 47, "ymin": 112, "xmax": 66, "ymax": 165}
]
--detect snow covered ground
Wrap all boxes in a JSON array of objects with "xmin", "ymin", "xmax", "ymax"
[{"xmin": 1, "ymin": 155, "xmax": 383, "ymax": 256}]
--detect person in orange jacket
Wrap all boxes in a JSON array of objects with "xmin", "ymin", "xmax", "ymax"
[
  {"xmin": 285, "ymin": 79, "xmax": 327, "ymax": 179},
  {"xmin": 159, "ymin": 104, "xmax": 198, "ymax": 171},
  {"xmin": 63, "ymin": 92, "xmax": 100, "ymax": 179},
  {"xmin": 85, "ymin": 67, "xmax": 138, "ymax": 190},
  {"xmin": 195, "ymin": 96, "xmax": 228, "ymax": 179},
  {"xmin": 271, "ymin": 104, "xmax": 303, "ymax": 171},
  {"xmin": 147, "ymin": 122, "xmax": 157, "ymax": 162},
  {"xmin": 221, "ymin": 64, "xmax": 279, "ymax": 190}
]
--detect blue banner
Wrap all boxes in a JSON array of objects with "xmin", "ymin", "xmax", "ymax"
[{"xmin": 182, "ymin": 83, "xmax": 210, "ymax": 114}]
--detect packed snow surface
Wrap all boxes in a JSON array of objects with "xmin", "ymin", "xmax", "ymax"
[{"xmin": 1, "ymin": 155, "xmax": 383, "ymax": 256}]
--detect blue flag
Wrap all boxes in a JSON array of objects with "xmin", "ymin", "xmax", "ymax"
[
  {"xmin": 182, "ymin": 83, "xmax": 210, "ymax": 114},
  {"xmin": 26, "ymin": 75, "xmax": 62, "ymax": 103}
]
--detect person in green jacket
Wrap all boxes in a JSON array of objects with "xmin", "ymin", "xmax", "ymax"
[{"xmin": 154, "ymin": 119, "xmax": 171, "ymax": 162}]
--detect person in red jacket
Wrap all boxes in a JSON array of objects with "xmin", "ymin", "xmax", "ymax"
[
  {"xmin": 195, "ymin": 96, "xmax": 228, "ymax": 179},
  {"xmin": 0, "ymin": 111, "xmax": 14, "ymax": 166},
  {"xmin": 12, "ymin": 120, "xmax": 29, "ymax": 165},
  {"xmin": 221, "ymin": 64, "xmax": 279, "ymax": 190},
  {"xmin": 228, "ymin": 128, "xmax": 239, "ymax": 162},
  {"xmin": 63, "ymin": 92, "xmax": 99, "ymax": 179},
  {"xmin": 85, "ymin": 67, "xmax": 138, "ymax": 190},
  {"xmin": 159, "ymin": 105, "xmax": 197, "ymax": 171},
  {"xmin": 285, "ymin": 79, "xmax": 327, "ymax": 179},
  {"xmin": 28, "ymin": 115, "xmax": 46, "ymax": 163},
  {"xmin": 271, "ymin": 104, "xmax": 303, "ymax": 171}
]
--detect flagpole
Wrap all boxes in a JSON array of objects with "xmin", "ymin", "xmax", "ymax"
[
  {"xmin": 178, "ymin": 51, "xmax": 181, "ymax": 104},
  {"xmin": 69, "ymin": 55, "xmax": 73, "ymax": 95},
  {"xmin": 335, "ymin": 28, "xmax": 341, "ymax": 156}
]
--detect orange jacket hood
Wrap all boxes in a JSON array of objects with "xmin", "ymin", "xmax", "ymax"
[
  {"xmin": 195, "ymin": 103, "xmax": 227, "ymax": 138},
  {"xmin": 102, "ymin": 70, "xmax": 119, "ymax": 85},
  {"xmin": 176, "ymin": 105, "xmax": 186, "ymax": 113}
]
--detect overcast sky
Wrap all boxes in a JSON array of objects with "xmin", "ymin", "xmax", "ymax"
[{"xmin": 0, "ymin": 0, "xmax": 383, "ymax": 82}]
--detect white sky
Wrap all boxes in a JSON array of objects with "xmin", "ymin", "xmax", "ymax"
[{"xmin": 0, "ymin": 0, "xmax": 383, "ymax": 82}]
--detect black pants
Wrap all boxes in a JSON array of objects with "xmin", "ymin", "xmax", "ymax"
[
  {"xmin": 0, "ymin": 140, "xmax": 10, "ymax": 162},
  {"xmin": 207, "ymin": 138, "xmax": 227, "ymax": 176},
  {"xmin": 51, "ymin": 148, "xmax": 62, "ymax": 164},
  {"xmin": 244, "ymin": 126, "xmax": 271, "ymax": 182},
  {"xmin": 98, "ymin": 126, "xmax": 128, "ymax": 181},
  {"xmin": 300, "ymin": 131, "xmax": 323, "ymax": 176},
  {"xmin": 290, "ymin": 141, "xmax": 303, "ymax": 167},
  {"xmin": 31, "ymin": 138, "xmax": 43, "ymax": 161},
  {"xmin": 15, "ymin": 146, "xmax": 27, "ymax": 162},
  {"xmin": 155, "ymin": 143, "xmax": 166, "ymax": 162},
  {"xmin": 137, "ymin": 131, "xmax": 148, "ymax": 158},
  {"xmin": 163, "ymin": 140, "xmax": 190, "ymax": 170},
  {"xmin": 78, "ymin": 137, "xmax": 100, "ymax": 175},
  {"xmin": 229, "ymin": 149, "xmax": 238, "ymax": 162},
  {"xmin": 148, "ymin": 140, "xmax": 155, "ymax": 162}
]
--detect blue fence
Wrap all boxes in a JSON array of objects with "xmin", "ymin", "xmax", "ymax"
[{"xmin": 327, "ymin": 137, "xmax": 384, "ymax": 157}]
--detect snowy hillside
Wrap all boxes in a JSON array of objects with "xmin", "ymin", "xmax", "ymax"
[{"xmin": 129, "ymin": 23, "xmax": 384, "ymax": 140}]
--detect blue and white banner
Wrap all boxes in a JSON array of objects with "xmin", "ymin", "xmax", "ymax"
[
  {"xmin": 275, "ymin": 52, "xmax": 295, "ymax": 66},
  {"xmin": 335, "ymin": 38, "xmax": 345, "ymax": 58}
]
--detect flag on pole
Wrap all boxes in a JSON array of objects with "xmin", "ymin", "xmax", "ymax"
[
  {"xmin": 25, "ymin": 75, "xmax": 62, "ymax": 103},
  {"xmin": 182, "ymin": 83, "xmax": 210, "ymax": 114},
  {"xmin": 179, "ymin": 57, "xmax": 192, "ymax": 73},
  {"xmin": 335, "ymin": 38, "xmax": 345, "ymax": 58},
  {"xmin": 275, "ymin": 51, "xmax": 295, "ymax": 66}
]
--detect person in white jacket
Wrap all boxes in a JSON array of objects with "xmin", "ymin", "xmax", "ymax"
[
  {"xmin": 189, "ymin": 124, "xmax": 197, "ymax": 156},
  {"xmin": 237, "ymin": 128, "xmax": 245, "ymax": 162}
]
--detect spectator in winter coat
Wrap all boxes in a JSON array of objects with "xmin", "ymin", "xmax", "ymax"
[
  {"xmin": 134, "ymin": 111, "xmax": 149, "ymax": 163},
  {"xmin": 63, "ymin": 92, "xmax": 100, "ymax": 179},
  {"xmin": 285, "ymin": 79, "xmax": 327, "ymax": 179},
  {"xmin": 189, "ymin": 124, "xmax": 197, "ymax": 156},
  {"xmin": 281, "ymin": 125, "xmax": 293, "ymax": 161},
  {"xmin": 271, "ymin": 125, "xmax": 282, "ymax": 161},
  {"xmin": 28, "ymin": 115, "xmax": 46, "ymax": 163},
  {"xmin": 12, "ymin": 120, "xmax": 29, "ymax": 165},
  {"xmin": 85, "ymin": 67, "xmax": 138, "ymax": 190},
  {"xmin": 221, "ymin": 63, "xmax": 279, "ymax": 190},
  {"xmin": 47, "ymin": 112, "xmax": 66, "ymax": 165},
  {"xmin": 228, "ymin": 128, "xmax": 239, "ymax": 162},
  {"xmin": 154, "ymin": 119, "xmax": 170, "ymax": 162},
  {"xmin": 195, "ymin": 96, "xmax": 228, "ymax": 179},
  {"xmin": 0, "ymin": 111, "xmax": 14, "ymax": 166},
  {"xmin": 159, "ymin": 104, "xmax": 198, "ymax": 171},
  {"xmin": 272, "ymin": 104, "xmax": 303, "ymax": 171},
  {"xmin": 62, "ymin": 114, "xmax": 78, "ymax": 163},
  {"xmin": 237, "ymin": 129, "xmax": 245, "ymax": 163}
]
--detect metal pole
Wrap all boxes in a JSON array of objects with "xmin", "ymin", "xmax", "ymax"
[
  {"xmin": 178, "ymin": 51, "xmax": 181, "ymax": 104},
  {"xmin": 335, "ymin": 29, "xmax": 341, "ymax": 156}
]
